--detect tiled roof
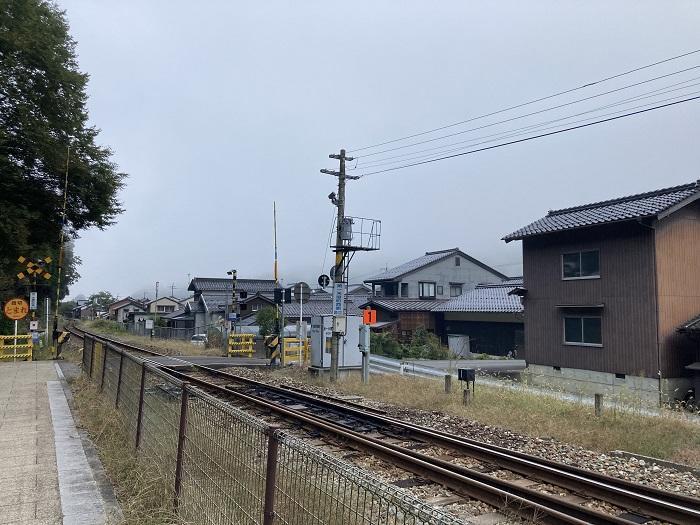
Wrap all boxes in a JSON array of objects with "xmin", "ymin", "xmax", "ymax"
[
  {"xmin": 361, "ymin": 298, "xmax": 448, "ymax": 312},
  {"xmin": 504, "ymin": 182, "xmax": 700, "ymax": 241},
  {"xmin": 364, "ymin": 248, "xmax": 507, "ymax": 282},
  {"xmin": 364, "ymin": 249, "xmax": 460, "ymax": 281},
  {"xmin": 282, "ymin": 300, "xmax": 362, "ymax": 317},
  {"xmin": 432, "ymin": 282, "xmax": 523, "ymax": 313},
  {"xmin": 188, "ymin": 277, "xmax": 277, "ymax": 294}
]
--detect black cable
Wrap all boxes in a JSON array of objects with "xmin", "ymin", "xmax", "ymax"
[
  {"xmin": 353, "ymin": 85, "xmax": 700, "ymax": 170},
  {"xmin": 353, "ymin": 65, "xmax": 699, "ymax": 160},
  {"xmin": 351, "ymin": 77, "xmax": 700, "ymax": 169},
  {"xmin": 347, "ymin": 48, "xmax": 700, "ymax": 153},
  {"xmin": 358, "ymin": 95, "xmax": 700, "ymax": 178}
]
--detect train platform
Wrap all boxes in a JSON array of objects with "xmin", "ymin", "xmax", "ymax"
[
  {"xmin": 0, "ymin": 361, "xmax": 117, "ymax": 525},
  {"xmin": 146, "ymin": 355, "xmax": 271, "ymax": 369}
]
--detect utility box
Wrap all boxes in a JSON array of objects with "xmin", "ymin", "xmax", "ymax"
[{"xmin": 310, "ymin": 315, "xmax": 362, "ymax": 370}]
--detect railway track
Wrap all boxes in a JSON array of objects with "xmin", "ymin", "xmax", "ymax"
[{"xmin": 68, "ymin": 326, "xmax": 700, "ymax": 525}]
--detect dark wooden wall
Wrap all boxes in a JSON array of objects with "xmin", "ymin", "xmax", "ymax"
[
  {"xmin": 655, "ymin": 200, "xmax": 700, "ymax": 377},
  {"xmin": 522, "ymin": 222, "xmax": 659, "ymax": 377}
]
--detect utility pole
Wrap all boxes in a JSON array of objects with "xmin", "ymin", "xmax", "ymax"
[{"xmin": 321, "ymin": 149, "xmax": 355, "ymax": 382}]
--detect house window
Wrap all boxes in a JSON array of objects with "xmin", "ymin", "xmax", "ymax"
[
  {"xmin": 564, "ymin": 316, "xmax": 602, "ymax": 346},
  {"xmin": 455, "ymin": 257, "xmax": 461, "ymax": 266},
  {"xmin": 157, "ymin": 305, "xmax": 175, "ymax": 313},
  {"xmin": 436, "ymin": 285, "xmax": 443, "ymax": 295},
  {"xmin": 383, "ymin": 282, "xmax": 398, "ymax": 297},
  {"xmin": 419, "ymin": 282, "xmax": 436, "ymax": 299},
  {"xmin": 450, "ymin": 284, "xmax": 463, "ymax": 297},
  {"xmin": 562, "ymin": 250, "xmax": 600, "ymax": 279},
  {"xmin": 400, "ymin": 283, "xmax": 408, "ymax": 297},
  {"xmin": 252, "ymin": 303, "xmax": 260, "ymax": 312}
]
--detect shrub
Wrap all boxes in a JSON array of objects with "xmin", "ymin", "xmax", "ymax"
[{"xmin": 370, "ymin": 332, "xmax": 403, "ymax": 359}]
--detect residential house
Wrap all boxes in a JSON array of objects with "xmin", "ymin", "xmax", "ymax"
[
  {"xmin": 503, "ymin": 181, "xmax": 700, "ymax": 403},
  {"xmin": 170, "ymin": 277, "xmax": 277, "ymax": 330},
  {"xmin": 107, "ymin": 297, "xmax": 146, "ymax": 323},
  {"xmin": 362, "ymin": 248, "xmax": 508, "ymax": 341},
  {"xmin": 432, "ymin": 279, "xmax": 524, "ymax": 357},
  {"xmin": 145, "ymin": 296, "xmax": 182, "ymax": 315}
]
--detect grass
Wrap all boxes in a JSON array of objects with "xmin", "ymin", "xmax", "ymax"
[
  {"xmin": 276, "ymin": 369, "xmax": 700, "ymax": 467},
  {"xmin": 81, "ymin": 319, "xmax": 224, "ymax": 356},
  {"xmin": 70, "ymin": 373, "xmax": 179, "ymax": 525}
]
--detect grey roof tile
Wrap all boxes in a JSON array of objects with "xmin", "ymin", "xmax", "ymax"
[
  {"xmin": 504, "ymin": 182, "xmax": 700, "ymax": 241},
  {"xmin": 432, "ymin": 282, "xmax": 523, "ymax": 313},
  {"xmin": 361, "ymin": 298, "xmax": 448, "ymax": 312},
  {"xmin": 189, "ymin": 277, "xmax": 277, "ymax": 294},
  {"xmin": 364, "ymin": 248, "xmax": 507, "ymax": 282}
]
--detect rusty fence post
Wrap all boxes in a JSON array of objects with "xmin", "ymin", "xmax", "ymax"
[
  {"xmin": 173, "ymin": 383, "xmax": 189, "ymax": 511},
  {"xmin": 134, "ymin": 363, "xmax": 147, "ymax": 451},
  {"xmin": 444, "ymin": 374, "xmax": 452, "ymax": 394},
  {"xmin": 263, "ymin": 426, "xmax": 281, "ymax": 525},
  {"xmin": 115, "ymin": 352, "xmax": 124, "ymax": 408},
  {"xmin": 87, "ymin": 337, "xmax": 95, "ymax": 378},
  {"xmin": 594, "ymin": 393, "xmax": 604, "ymax": 417},
  {"xmin": 100, "ymin": 343, "xmax": 108, "ymax": 391}
]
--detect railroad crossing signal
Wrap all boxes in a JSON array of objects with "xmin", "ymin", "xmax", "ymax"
[{"xmin": 17, "ymin": 255, "xmax": 53, "ymax": 281}]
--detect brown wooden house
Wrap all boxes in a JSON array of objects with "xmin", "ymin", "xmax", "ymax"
[{"xmin": 504, "ymin": 181, "xmax": 700, "ymax": 403}]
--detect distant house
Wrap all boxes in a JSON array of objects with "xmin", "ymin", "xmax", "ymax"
[
  {"xmin": 504, "ymin": 181, "xmax": 700, "ymax": 403},
  {"xmin": 365, "ymin": 248, "xmax": 506, "ymax": 300},
  {"xmin": 145, "ymin": 296, "xmax": 182, "ymax": 315},
  {"xmin": 432, "ymin": 279, "xmax": 524, "ymax": 357},
  {"xmin": 108, "ymin": 297, "xmax": 146, "ymax": 323},
  {"xmin": 165, "ymin": 277, "xmax": 277, "ymax": 330},
  {"xmin": 361, "ymin": 248, "xmax": 508, "ymax": 341}
]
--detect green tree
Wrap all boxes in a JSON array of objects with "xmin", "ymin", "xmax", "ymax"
[
  {"xmin": 87, "ymin": 291, "xmax": 116, "ymax": 311},
  {"xmin": 256, "ymin": 307, "xmax": 277, "ymax": 336},
  {"xmin": 0, "ymin": 0, "xmax": 125, "ymax": 300}
]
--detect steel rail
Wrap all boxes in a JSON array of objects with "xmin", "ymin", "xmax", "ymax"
[
  {"xmin": 163, "ymin": 366, "xmax": 631, "ymax": 525},
  {"xmin": 71, "ymin": 326, "xmax": 700, "ymax": 524},
  {"xmin": 202, "ymin": 367, "xmax": 700, "ymax": 525}
]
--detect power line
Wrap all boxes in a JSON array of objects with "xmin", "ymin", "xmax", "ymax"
[
  {"xmin": 358, "ymin": 95, "xmax": 700, "ymax": 178},
  {"xmin": 347, "ymin": 48, "xmax": 700, "ymax": 153},
  {"xmin": 353, "ymin": 85, "xmax": 700, "ymax": 171},
  {"xmin": 351, "ymin": 77, "xmax": 700, "ymax": 169},
  {"xmin": 352, "ymin": 65, "xmax": 699, "ymax": 160}
]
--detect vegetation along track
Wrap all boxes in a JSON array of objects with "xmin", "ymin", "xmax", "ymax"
[{"xmin": 68, "ymin": 326, "xmax": 700, "ymax": 525}]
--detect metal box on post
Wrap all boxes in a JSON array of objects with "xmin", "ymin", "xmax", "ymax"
[{"xmin": 310, "ymin": 315, "xmax": 362, "ymax": 370}]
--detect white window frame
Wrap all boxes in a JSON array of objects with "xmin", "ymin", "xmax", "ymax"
[
  {"xmin": 561, "ymin": 250, "xmax": 600, "ymax": 280},
  {"xmin": 563, "ymin": 315, "xmax": 602, "ymax": 347}
]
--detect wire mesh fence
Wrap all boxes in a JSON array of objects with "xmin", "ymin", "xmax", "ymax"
[{"xmin": 80, "ymin": 336, "xmax": 465, "ymax": 525}]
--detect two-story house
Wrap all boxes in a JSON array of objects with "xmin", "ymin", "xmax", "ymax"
[
  {"xmin": 362, "ymin": 248, "xmax": 507, "ymax": 340},
  {"xmin": 504, "ymin": 181, "xmax": 700, "ymax": 404}
]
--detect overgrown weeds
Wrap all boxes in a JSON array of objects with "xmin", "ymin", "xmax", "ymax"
[{"xmin": 70, "ymin": 375, "xmax": 179, "ymax": 525}]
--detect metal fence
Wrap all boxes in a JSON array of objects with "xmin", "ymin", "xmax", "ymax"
[{"xmin": 80, "ymin": 335, "xmax": 464, "ymax": 525}]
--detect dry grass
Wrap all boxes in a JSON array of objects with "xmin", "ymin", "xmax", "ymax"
[
  {"xmin": 81, "ymin": 320, "xmax": 224, "ymax": 357},
  {"xmin": 70, "ymin": 375, "xmax": 180, "ymax": 525},
  {"xmin": 278, "ymin": 370, "xmax": 700, "ymax": 466}
]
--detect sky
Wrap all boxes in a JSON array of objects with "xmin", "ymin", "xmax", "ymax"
[{"xmin": 58, "ymin": 0, "xmax": 700, "ymax": 300}]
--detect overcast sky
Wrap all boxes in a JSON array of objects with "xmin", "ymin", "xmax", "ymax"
[{"xmin": 58, "ymin": 1, "xmax": 700, "ymax": 300}]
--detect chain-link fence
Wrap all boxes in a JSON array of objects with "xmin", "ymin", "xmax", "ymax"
[{"xmin": 80, "ymin": 335, "xmax": 465, "ymax": 525}]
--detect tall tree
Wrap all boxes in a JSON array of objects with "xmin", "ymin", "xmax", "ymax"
[{"xmin": 0, "ymin": 0, "xmax": 125, "ymax": 300}]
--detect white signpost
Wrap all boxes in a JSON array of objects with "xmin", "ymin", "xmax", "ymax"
[
  {"xmin": 332, "ymin": 283, "xmax": 344, "ymax": 316},
  {"xmin": 29, "ymin": 292, "xmax": 37, "ymax": 310}
]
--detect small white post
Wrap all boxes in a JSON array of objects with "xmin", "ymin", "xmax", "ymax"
[{"xmin": 13, "ymin": 319, "xmax": 18, "ymax": 362}]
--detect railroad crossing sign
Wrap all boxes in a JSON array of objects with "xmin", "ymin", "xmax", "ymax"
[
  {"xmin": 317, "ymin": 274, "xmax": 331, "ymax": 288},
  {"xmin": 3, "ymin": 298, "xmax": 29, "ymax": 320},
  {"xmin": 17, "ymin": 255, "xmax": 53, "ymax": 281},
  {"xmin": 293, "ymin": 282, "xmax": 311, "ymax": 303}
]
